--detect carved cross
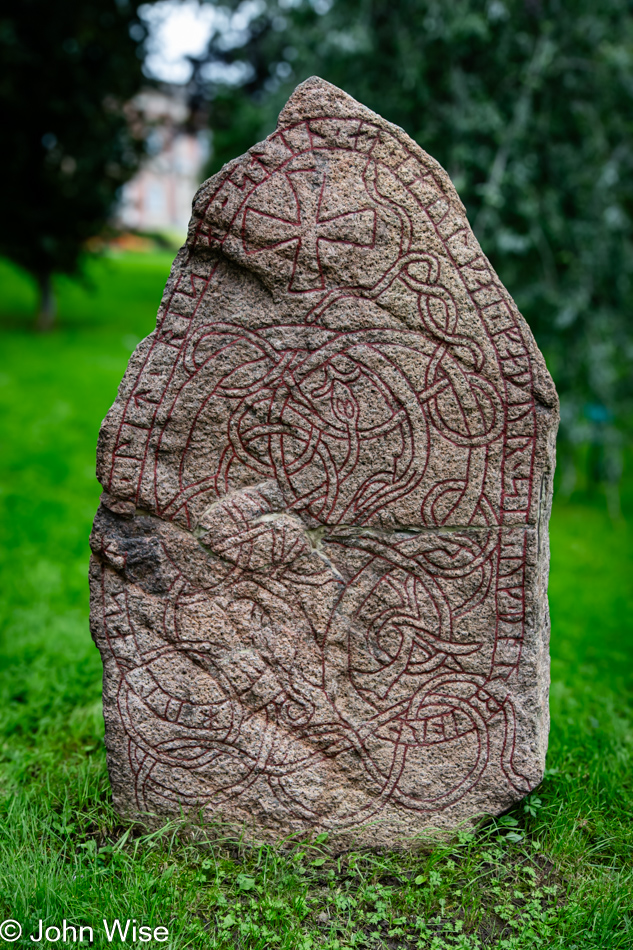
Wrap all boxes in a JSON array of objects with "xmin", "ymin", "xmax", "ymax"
[{"xmin": 243, "ymin": 169, "xmax": 377, "ymax": 292}]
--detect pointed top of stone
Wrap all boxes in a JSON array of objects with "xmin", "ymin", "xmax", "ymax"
[
  {"xmin": 275, "ymin": 76, "xmax": 470, "ymax": 234},
  {"xmin": 278, "ymin": 75, "xmax": 377, "ymax": 126}
]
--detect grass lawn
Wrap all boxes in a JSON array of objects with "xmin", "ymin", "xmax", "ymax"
[{"xmin": 0, "ymin": 254, "xmax": 631, "ymax": 949}]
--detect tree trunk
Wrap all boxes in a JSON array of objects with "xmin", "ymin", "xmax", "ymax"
[{"xmin": 36, "ymin": 271, "xmax": 56, "ymax": 331}]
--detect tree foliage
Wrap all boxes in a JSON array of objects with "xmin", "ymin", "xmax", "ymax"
[
  {"xmin": 196, "ymin": 0, "xmax": 633, "ymax": 478},
  {"xmin": 0, "ymin": 0, "xmax": 149, "ymax": 326}
]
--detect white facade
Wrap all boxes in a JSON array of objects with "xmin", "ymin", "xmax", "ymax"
[{"xmin": 117, "ymin": 89, "xmax": 210, "ymax": 238}]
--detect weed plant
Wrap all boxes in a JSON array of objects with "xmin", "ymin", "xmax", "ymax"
[{"xmin": 0, "ymin": 256, "xmax": 631, "ymax": 948}]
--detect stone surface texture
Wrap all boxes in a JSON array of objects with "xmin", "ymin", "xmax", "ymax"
[{"xmin": 90, "ymin": 77, "xmax": 559, "ymax": 846}]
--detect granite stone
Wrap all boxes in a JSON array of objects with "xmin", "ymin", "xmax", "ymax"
[{"xmin": 90, "ymin": 77, "xmax": 558, "ymax": 847}]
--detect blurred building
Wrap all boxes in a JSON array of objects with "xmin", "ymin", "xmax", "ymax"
[{"xmin": 116, "ymin": 87, "xmax": 210, "ymax": 238}]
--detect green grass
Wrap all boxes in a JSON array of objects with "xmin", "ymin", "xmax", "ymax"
[{"xmin": 0, "ymin": 255, "xmax": 631, "ymax": 949}]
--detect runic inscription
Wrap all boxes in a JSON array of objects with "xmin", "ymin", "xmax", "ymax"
[{"xmin": 90, "ymin": 77, "xmax": 558, "ymax": 846}]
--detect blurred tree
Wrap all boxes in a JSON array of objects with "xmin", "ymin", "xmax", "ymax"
[
  {"xmin": 0, "ymin": 0, "xmax": 149, "ymax": 329},
  {"xmin": 195, "ymin": 0, "xmax": 633, "ymax": 493}
]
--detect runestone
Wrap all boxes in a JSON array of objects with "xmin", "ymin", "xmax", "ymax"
[{"xmin": 90, "ymin": 77, "xmax": 558, "ymax": 846}]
